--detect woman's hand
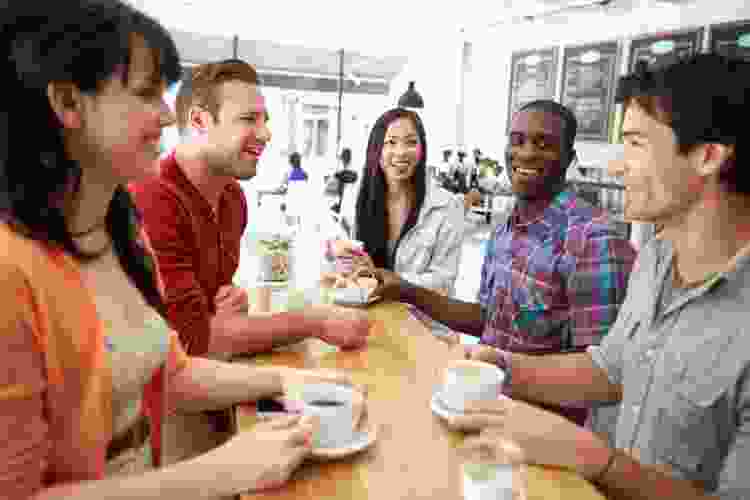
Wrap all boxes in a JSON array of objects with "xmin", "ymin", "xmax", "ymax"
[
  {"xmin": 369, "ymin": 267, "xmax": 404, "ymax": 301},
  {"xmin": 447, "ymin": 398, "xmax": 611, "ymax": 480},
  {"xmin": 221, "ymin": 415, "xmax": 318, "ymax": 491}
]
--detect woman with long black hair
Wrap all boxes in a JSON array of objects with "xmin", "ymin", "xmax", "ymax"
[
  {"xmin": 351, "ymin": 108, "xmax": 464, "ymax": 295},
  {"xmin": 0, "ymin": 1, "xmax": 357, "ymax": 498}
]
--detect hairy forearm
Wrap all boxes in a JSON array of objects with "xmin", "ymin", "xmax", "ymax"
[
  {"xmin": 399, "ymin": 280, "xmax": 484, "ymax": 336},
  {"xmin": 594, "ymin": 450, "xmax": 711, "ymax": 500},
  {"xmin": 509, "ymin": 352, "xmax": 622, "ymax": 406},
  {"xmin": 169, "ymin": 357, "xmax": 283, "ymax": 413},
  {"xmin": 33, "ymin": 444, "xmax": 257, "ymax": 500},
  {"xmin": 209, "ymin": 311, "xmax": 319, "ymax": 356}
]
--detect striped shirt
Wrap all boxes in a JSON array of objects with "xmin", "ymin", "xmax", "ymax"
[{"xmin": 479, "ymin": 188, "xmax": 636, "ymax": 354}]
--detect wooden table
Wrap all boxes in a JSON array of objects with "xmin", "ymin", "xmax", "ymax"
[{"xmin": 234, "ymin": 301, "xmax": 606, "ymax": 500}]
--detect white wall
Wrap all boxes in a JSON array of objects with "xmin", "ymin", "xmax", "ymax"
[
  {"xmin": 463, "ymin": 0, "xmax": 750, "ymax": 169},
  {"xmin": 388, "ymin": 33, "xmax": 465, "ymax": 166}
]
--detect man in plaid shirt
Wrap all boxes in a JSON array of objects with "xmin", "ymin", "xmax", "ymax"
[{"xmin": 375, "ymin": 100, "xmax": 636, "ymax": 425}]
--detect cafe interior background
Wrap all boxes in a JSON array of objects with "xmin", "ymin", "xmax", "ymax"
[{"xmin": 143, "ymin": 0, "xmax": 750, "ymax": 298}]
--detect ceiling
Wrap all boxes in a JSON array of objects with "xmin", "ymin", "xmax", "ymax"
[{"xmin": 135, "ymin": 0, "xmax": 682, "ymax": 81}]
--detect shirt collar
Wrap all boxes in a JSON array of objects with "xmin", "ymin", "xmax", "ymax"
[{"xmin": 511, "ymin": 187, "xmax": 574, "ymax": 229}]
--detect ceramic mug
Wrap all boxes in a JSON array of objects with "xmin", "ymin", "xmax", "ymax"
[
  {"xmin": 441, "ymin": 360, "xmax": 505, "ymax": 412},
  {"xmin": 299, "ymin": 383, "xmax": 357, "ymax": 448}
]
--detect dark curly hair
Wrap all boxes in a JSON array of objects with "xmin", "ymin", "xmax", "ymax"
[{"xmin": 616, "ymin": 52, "xmax": 750, "ymax": 194}]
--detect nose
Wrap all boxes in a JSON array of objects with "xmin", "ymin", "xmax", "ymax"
[{"xmin": 256, "ymin": 121, "xmax": 272, "ymax": 144}]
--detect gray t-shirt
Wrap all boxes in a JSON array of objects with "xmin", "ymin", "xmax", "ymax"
[{"xmin": 588, "ymin": 236, "xmax": 750, "ymax": 498}]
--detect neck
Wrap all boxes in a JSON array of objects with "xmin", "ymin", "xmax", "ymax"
[
  {"xmin": 664, "ymin": 189, "xmax": 750, "ymax": 283},
  {"xmin": 175, "ymin": 142, "xmax": 229, "ymax": 211},
  {"xmin": 515, "ymin": 191, "xmax": 558, "ymax": 224},
  {"xmin": 65, "ymin": 152, "xmax": 117, "ymax": 238},
  {"xmin": 385, "ymin": 179, "xmax": 412, "ymax": 202}
]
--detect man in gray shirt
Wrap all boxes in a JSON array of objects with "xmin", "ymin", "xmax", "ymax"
[{"xmin": 409, "ymin": 53, "xmax": 750, "ymax": 499}]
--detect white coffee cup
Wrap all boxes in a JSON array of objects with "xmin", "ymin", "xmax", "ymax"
[
  {"xmin": 299, "ymin": 383, "xmax": 357, "ymax": 448},
  {"xmin": 441, "ymin": 360, "xmax": 505, "ymax": 412}
]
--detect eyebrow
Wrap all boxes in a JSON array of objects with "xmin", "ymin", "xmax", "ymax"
[{"xmin": 385, "ymin": 134, "xmax": 418, "ymax": 139}]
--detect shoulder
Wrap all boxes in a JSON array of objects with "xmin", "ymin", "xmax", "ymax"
[{"xmin": 424, "ymin": 185, "xmax": 464, "ymax": 213}]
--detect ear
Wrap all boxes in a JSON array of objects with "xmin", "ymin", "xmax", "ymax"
[
  {"xmin": 695, "ymin": 143, "xmax": 735, "ymax": 178},
  {"xmin": 46, "ymin": 81, "xmax": 83, "ymax": 129},
  {"xmin": 188, "ymin": 105, "xmax": 211, "ymax": 135}
]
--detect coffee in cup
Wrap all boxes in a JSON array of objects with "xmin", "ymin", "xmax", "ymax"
[
  {"xmin": 299, "ymin": 383, "xmax": 357, "ymax": 448},
  {"xmin": 441, "ymin": 360, "xmax": 505, "ymax": 412}
]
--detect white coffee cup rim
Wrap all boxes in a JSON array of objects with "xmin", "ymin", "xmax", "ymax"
[{"xmin": 446, "ymin": 359, "xmax": 506, "ymax": 379}]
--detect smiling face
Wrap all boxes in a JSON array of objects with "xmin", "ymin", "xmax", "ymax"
[
  {"xmin": 380, "ymin": 117, "xmax": 421, "ymax": 184},
  {"xmin": 77, "ymin": 33, "xmax": 176, "ymax": 184},
  {"xmin": 506, "ymin": 110, "xmax": 569, "ymax": 200},
  {"xmin": 191, "ymin": 79, "xmax": 271, "ymax": 180},
  {"xmin": 609, "ymin": 101, "xmax": 705, "ymax": 225}
]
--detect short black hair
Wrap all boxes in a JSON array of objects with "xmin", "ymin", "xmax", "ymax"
[
  {"xmin": 289, "ymin": 152, "xmax": 301, "ymax": 168},
  {"xmin": 518, "ymin": 100, "xmax": 578, "ymax": 153},
  {"xmin": 616, "ymin": 52, "xmax": 750, "ymax": 194}
]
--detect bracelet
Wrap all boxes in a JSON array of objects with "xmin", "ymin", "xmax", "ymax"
[{"xmin": 589, "ymin": 447, "xmax": 618, "ymax": 485}]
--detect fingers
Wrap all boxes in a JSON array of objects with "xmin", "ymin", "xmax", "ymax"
[
  {"xmin": 448, "ymin": 413, "xmax": 505, "ymax": 431},
  {"xmin": 214, "ymin": 285, "xmax": 232, "ymax": 302},
  {"xmin": 288, "ymin": 415, "xmax": 319, "ymax": 448},
  {"xmin": 459, "ymin": 435, "xmax": 524, "ymax": 465},
  {"xmin": 255, "ymin": 414, "xmax": 302, "ymax": 431}
]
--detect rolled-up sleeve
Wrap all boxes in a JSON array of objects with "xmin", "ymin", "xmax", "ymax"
[
  {"xmin": 401, "ymin": 197, "xmax": 465, "ymax": 293},
  {"xmin": 130, "ymin": 186, "xmax": 212, "ymax": 356}
]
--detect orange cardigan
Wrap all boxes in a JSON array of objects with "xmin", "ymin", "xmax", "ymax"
[{"xmin": 0, "ymin": 222, "xmax": 188, "ymax": 495}]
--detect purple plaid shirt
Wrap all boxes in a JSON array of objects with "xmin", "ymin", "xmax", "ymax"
[{"xmin": 479, "ymin": 188, "xmax": 636, "ymax": 355}]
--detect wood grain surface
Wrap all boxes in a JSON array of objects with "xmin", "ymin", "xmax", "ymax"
[{"xmin": 234, "ymin": 301, "xmax": 605, "ymax": 500}]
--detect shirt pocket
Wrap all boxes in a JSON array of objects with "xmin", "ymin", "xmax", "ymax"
[{"xmin": 654, "ymin": 335, "xmax": 741, "ymax": 476}]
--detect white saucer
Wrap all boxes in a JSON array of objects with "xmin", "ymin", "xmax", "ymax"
[
  {"xmin": 333, "ymin": 295, "xmax": 382, "ymax": 308},
  {"xmin": 310, "ymin": 421, "xmax": 378, "ymax": 461},
  {"xmin": 430, "ymin": 391, "xmax": 465, "ymax": 420}
]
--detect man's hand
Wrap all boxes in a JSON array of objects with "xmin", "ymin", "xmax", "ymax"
[
  {"xmin": 448, "ymin": 397, "xmax": 611, "ymax": 480},
  {"xmin": 448, "ymin": 343, "xmax": 511, "ymax": 368},
  {"xmin": 214, "ymin": 284, "xmax": 249, "ymax": 315},
  {"xmin": 305, "ymin": 304, "xmax": 371, "ymax": 349},
  {"xmin": 370, "ymin": 267, "xmax": 405, "ymax": 301}
]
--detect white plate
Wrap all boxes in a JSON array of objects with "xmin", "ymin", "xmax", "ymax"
[{"xmin": 309, "ymin": 421, "xmax": 378, "ymax": 461}]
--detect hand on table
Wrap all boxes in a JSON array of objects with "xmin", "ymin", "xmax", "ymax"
[
  {"xmin": 447, "ymin": 398, "xmax": 611, "ymax": 480},
  {"xmin": 214, "ymin": 284, "xmax": 249, "ymax": 315},
  {"xmin": 307, "ymin": 304, "xmax": 371, "ymax": 349},
  {"xmin": 448, "ymin": 343, "xmax": 511, "ymax": 369},
  {"xmin": 222, "ymin": 414, "xmax": 318, "ymax": 492}
]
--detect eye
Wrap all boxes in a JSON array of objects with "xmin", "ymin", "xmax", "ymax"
[{"xmin": 509, "ymin": 133, "xmax": 524, "ymax": 146}]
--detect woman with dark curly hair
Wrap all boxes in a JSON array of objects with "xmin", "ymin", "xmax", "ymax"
[{"xmin": 0, "ymin": 1, "xmax": 362, "ymax": 498}]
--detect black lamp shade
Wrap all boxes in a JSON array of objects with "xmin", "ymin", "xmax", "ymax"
[{"xmin": 398, "ymin": 81, "xmax": 424, "ymax": 108}]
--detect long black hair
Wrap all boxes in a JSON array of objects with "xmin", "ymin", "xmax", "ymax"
[
  {"xmin": 354, "ymin": 108, "xmax": 428, "ymax": 269},
  {"xmin": 0, "ymin": 0, "xmax": 181, "ymax": 313}
]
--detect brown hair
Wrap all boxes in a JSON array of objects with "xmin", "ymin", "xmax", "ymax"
[{"xmin": 175, "ymin": 59, "xmax": 259, "ymax": 132}]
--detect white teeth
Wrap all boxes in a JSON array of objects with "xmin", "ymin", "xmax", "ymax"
[{"xmin": 516, "ymin": 168, "xmax": 539, "ymax": 175}]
